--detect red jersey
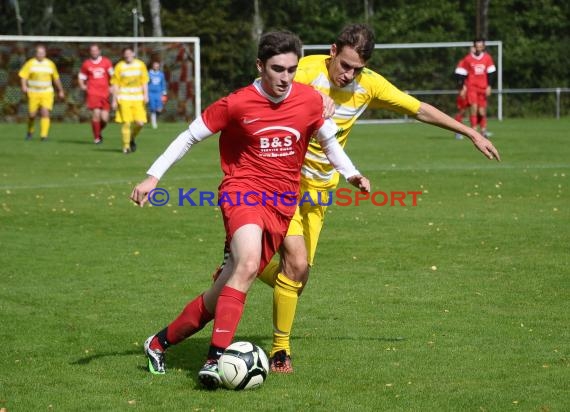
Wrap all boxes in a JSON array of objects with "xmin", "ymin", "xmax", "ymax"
[
  {"xmin": 79, "ymin": 56, "xmax": 113, "ymax": 97},
  {"xmin": 455, "ymin": 52, "xmax": 496, "ymax": 90},
  {"xmin": 201, "ymin": 81, "xmax": 324, "ymax": 207}
]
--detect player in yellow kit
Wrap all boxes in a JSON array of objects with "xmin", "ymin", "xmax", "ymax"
[
  {"xmin": 18, "ymin": 45, "xmax": 65, "ymax": 141},
  {"xmin": 255, "ymin": 24, "xmax": 500, "ymax": 373},
  {"xmin": 111, "ymin": 47, "xmax": 149, "ymax": 154}
]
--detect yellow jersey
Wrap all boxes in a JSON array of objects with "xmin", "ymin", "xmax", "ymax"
[
  {"xmin": 295, "ymin": 54, "xmax": 422, "ymax": 190},
  {"xmin": 111, "ymin": 59, "xmax": 149, "ymax": 102},
  {"xmin": 18, "ymin": 58, "xmax": 60, "ymax": 93}
]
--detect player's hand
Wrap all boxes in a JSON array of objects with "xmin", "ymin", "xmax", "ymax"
[
  {"xmin": 161, "ymin": 94, "xmax": 168, "ymax": 104},
  {"xmin": 486, "ymin": 86, "xmax": 492, "ymax": 97},
  {"xmin": 471, "ymin": 133, "xmax": 501, "ymax": 161},
  {"xmin": 130, "ymin": 176, "xmax": 159, "ymax": 207},
  {"xmin": 347, "ymin": 174, "xmax": 371, "ymax": 193},
  {"xmin": 58, "ymin": 90, "xmax": 65, "ymax": 100},
  {"xmin": 320, "ymin": 92, "xmax": 335, "ymax": 118},
  {"xmin": 22, "ymin": 85, "xmax": 28, "ymax": 94},
  {"xmin": 111, "ymin": 99, "xmax": 118, "ymax": 110}
]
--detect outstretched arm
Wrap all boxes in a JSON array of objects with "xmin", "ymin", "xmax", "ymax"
[
  {"xmin": 414, "ymin": 102, "xmax": 501, "ymax": 161},
  {"xmin": 130, "ymin": 117, "xmax": 213, "ymax": 206}
]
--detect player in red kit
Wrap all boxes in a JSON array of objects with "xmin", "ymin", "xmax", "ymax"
[
  {"xmin": 130, "ymin": 31, "xmax": 370, "ymax": 389},
  {"xmin": 455, "ymin": 39, "xmax": 496, "ymax": 138},
  {"xmin": 78, "ymin": 44, "xmax": 113, "ymax": 144}
]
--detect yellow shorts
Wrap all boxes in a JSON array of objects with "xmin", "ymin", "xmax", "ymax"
[
  {"xmin": 287, "ymin": 183, "xmax": 331, "ymax": 266},
  {"xmin": 27, "ymin": 91, "xmax": 54, "ymax": 112},
  {"xmin": 116, "ymin": 101, "xmax": 147, "ymax": 123}
]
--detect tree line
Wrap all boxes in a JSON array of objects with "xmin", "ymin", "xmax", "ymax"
[{"xmin": 1, "ymin": 0, "xmax": 568, "ymax": 115}]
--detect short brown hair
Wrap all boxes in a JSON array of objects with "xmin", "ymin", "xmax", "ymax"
[
  {"xmin": 257, "ymin": 31, "xmax": 302, "ymax": 63},
  {"xmin": 334, "ymin": 24, "xmax": 375, "ymax": 61}
]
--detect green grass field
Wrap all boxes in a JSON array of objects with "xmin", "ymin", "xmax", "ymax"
[{"xmin": 1, "ymin": 118, "xmax": 568, "ymax": 411}]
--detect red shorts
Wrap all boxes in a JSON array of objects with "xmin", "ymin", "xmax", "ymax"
[
  {"xmin": 220, "ymin": 192, "xmax": 294, "ymax": 273},
  {"xmin": 466, "ymin": 87, "xmax": 487, "ymax": 108},
  {"xmin": 86, "ymin": 94, "xmax": 110, "ymax": 111},
  {"xmin": 456, "ymin": 94, "xmax": 469, "ymax": 110}
]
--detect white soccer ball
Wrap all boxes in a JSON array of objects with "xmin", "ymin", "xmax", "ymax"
[{"xmin": 218, "ymin": 341, "xmax": 269, "ymax": 390}]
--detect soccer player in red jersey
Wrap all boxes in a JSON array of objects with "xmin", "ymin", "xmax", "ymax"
[
  {"xmin": 130, "ymin": 31, "xmax": 370, "ymax": 389},
  {"xmin": 78, "ymin": 44, "xmax": 113, "ymax": 144},
  {"xmin": 455, "ymin": 39, "xmax": 496, "ymax": 138}
]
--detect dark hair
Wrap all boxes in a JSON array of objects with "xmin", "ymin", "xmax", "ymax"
[
  {"xmin": 334, "ymin": 24, "xmax": 375, "ymax": 61},
  {"xmin": 473, "ymin": 38, "xmax": 486, "ymax": 45},
  {"xmin": 122, "ymin": 46, "xmax": 134, "ymax": 54},
  {"xmin": 257, "ymin": 31, "xmax": 302, "ymax": 63}
]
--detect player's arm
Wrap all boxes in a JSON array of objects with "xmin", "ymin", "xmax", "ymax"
[
  {"xmin": 315, "ymin": 118, "xmax": 370, "ymax": 192},
  {"xmin": 54, "ymin": 77, "xmax": 65, "ymax": 99},
  {"xmin": 486, "ymin": 65, "xmax": 497, "ymax": 97},
  {"xmin": 20, "ymin": 76, "xmax": 28, "ymax": 93},
  {"xmin": 78, "ymin": 70, "xmax": 88, "ymax": 91},
  {"xmin": 454, "ymin": 66, "xmax": 468, "ymax": 97},
  {"xmin": 18, "ymin": 63, "xmax": 29, "ymax": 93},
  {"xmin": 414, "ymin": 102, "xmax": 500, "ymax": 161},
  {"xmin": 130, "ymin": 117, "xmax": 214, "ymax": 206},
  {"xmin": 142, "ymin": 82, "xmax": 149, "ymax": 104}
]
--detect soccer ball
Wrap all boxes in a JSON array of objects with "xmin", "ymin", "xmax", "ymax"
[{"xmin": 218, "ymin": 341, "xmax": 269, "ymax": 390}]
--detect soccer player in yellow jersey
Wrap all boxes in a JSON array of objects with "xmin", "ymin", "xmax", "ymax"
[
  {"xmin": 111, "ymin": 47, "xmax": 149, "ymax": 154},
  {"xmin": 18, "ymin": 45, "xmax": 65, "ymax": 141},
  {"xmin": 256, "ymin": 24, "xmax": 500, "ymax": 373}
]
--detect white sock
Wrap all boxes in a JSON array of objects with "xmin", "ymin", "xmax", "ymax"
[{"xmin": 151, "ymin": 112, "xmax": 157, "ymax": 129}]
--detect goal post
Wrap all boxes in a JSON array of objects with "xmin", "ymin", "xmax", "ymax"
[
  {"xmin": 0, "ymin": 35, "xmax": 201, "ymax": 123},
  {"xmin": 303, "ymin": 41, "xmax": 503, "ymax": 122}
]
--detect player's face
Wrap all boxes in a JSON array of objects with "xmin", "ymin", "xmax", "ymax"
[
  {"xmin": 474, "ymin": 42, "xmax": 485, "ymax": 56},
  {"xmin": 328, "ymin": 44, "xmax": 366, "ymax": 88},
  {"xmin": 152, "ymin": 62, "xmax": 160, "ymax": 71},
  {"xmin": 35, "ymin": 47, "xmax": 46, "ymax": 60},
  {"xmin": 257, "ymin": 52, "xmax": 298, "ymax": 98},
  {"xmin": 89, "ymin": 46, "xmax": 101, "ymax": 59},
  {"xmin": 123, "ymin": 49, "xmax": 135, "ymax": 63}
]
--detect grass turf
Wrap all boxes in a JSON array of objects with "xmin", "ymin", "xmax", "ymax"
[{"xmin": 0, "ymin": 118, "xmax": 568, "ymax": 411}]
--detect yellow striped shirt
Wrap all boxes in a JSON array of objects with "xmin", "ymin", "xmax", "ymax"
[
  {"xmin": 111, "ymin": 59, "xmax": 149, "ymax": 102},
  {"xmin": 18, "ymin": 58, "xmax": 60, "ymax": 93},
  {"xmin": 295, "ymin": 54, "xmax": 422, "ymax": 190}
]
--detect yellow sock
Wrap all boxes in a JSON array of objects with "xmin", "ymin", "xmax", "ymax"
[
  {"xmin": 27, "ymin": 118, "xmax": 35, "ymax": 134},
  {"xmin": 40, "ymin": 117, "xmax": 50, "ymax": 138},
  {"xmin": 271, "ymin": 272, "xmax": 302, "ymax": 357},
  {"xmin": 131, "ymin": 123, "xmax": 143, "ymax": 140},
  {"xmin": 121, "ymin": 122, "xmax": 131, "ymax": 149},
  {"xmin": 258, "ymin": 260, "xmax": 279, "ymax": 287}
]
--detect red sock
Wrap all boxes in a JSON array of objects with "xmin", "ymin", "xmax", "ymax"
[
  {"xmin": 479, "ymin": 115, "xmax": 487, "ymax": 130},
  {"xmin": 164, "ymin": 294, "xmax": 214, "ymax": 345},
  {"xmin": 210, "ymin": 286, "xmax": 247, "ymax": 350},
  {"xmin": 469, "ymin": 115, "xmax": 478, "ymax": 128},
  {"xmin": 91, "ymin": 120, "xmax": 101, "ymax": 139},
  {"xmin": 100, "ymin": 120, "xmax": 107, "ymax": 133},
  {"xmin": 454, "ymin": 113, "xmax": 463, "ymax": 123}
]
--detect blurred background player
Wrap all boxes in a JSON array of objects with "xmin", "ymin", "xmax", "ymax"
[
  {"xmin": 111, "ymin": 47, "xmax": 149, "ymax": 154},
  {"xmin": 453, "ymin": 46, "xmax": 475, "ymax": 140},
  {"xmin": 455, "ymin": 39, "xmax": 496, "ymax": 138},
  {"xmin": 18, "ymin": 44, "xmax": 65, "ymax": 141},
  {"xmin": 78, "ymin": 44, "xmax": 113, "ymax": 144},
  {"xmin": 254, "ymin": 24, "xmax": 501, "ymax": 373},
  {"xmin": 148, "ymin": 61, "xmax": 167, "ymax": 129}
]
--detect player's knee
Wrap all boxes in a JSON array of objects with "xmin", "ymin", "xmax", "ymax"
[
  {"xmin": 282, "ymin": 255, "xmax": 308, "ymax": 281},
  {"xmin": 234, "ymin": 258, "xmax": 260, "ymax": 281}
]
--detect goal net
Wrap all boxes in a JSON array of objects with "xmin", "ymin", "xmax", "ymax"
[
  {"xmin": 0, "ymin": 35, "xmax": 201, "ymax": 123},
  {"xmin": 303, "ymin": 41, "xmax": 503, "ymax": 123}
]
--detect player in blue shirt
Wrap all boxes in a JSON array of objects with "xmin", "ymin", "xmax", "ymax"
[{"xmin": 148, "ymin": 61, "xmax": 167, "ymax": 129}]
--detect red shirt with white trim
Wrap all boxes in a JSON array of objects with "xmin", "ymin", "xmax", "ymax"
[
  {"xmin": 79, "ymin": 56, "xmax": 113, "ymax": 97},
  {"xmin": 456, "ymin": 52, "xmax": 496, "ymax": 90}
]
